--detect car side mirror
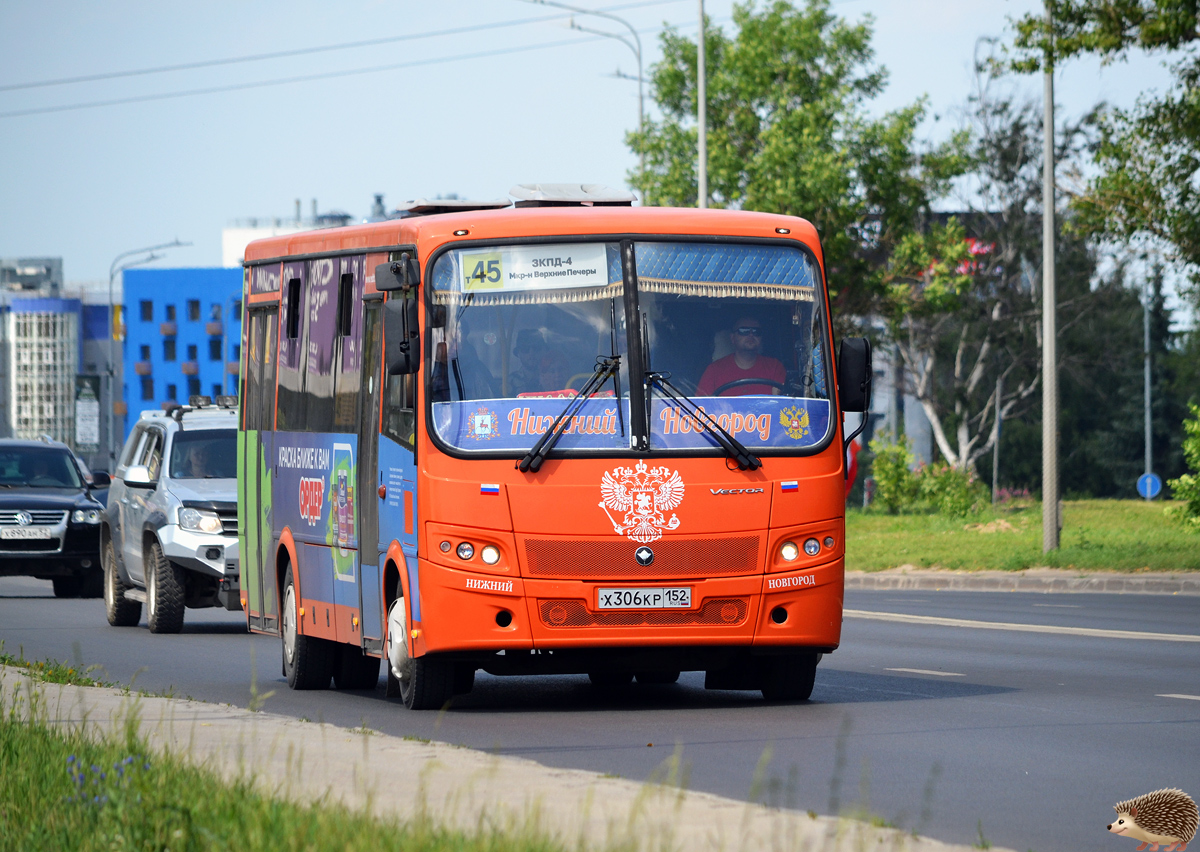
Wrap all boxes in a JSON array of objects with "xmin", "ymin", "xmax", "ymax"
[
  {"xmin": 122, "ymin": 465, "xmax": 155, "ymax": 488},
  {"xmin": 374, "ymin": 254, "xmax": 419, "ymax": 292},
  {"xmin": 90, "ymin": 471, "xmax": 111, "ymax": 488},
  {"xmin": 384, "ymin": 296, "xmax": 421, "ymax": 376},
  {"xmin": 836, "ymin": 337, "xmax": 872, "ymax": 413}
]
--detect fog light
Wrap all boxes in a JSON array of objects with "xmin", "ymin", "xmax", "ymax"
[
  {"xmin": 771, "ymin": 606, "xmax": 787, "ymax": 624},
  {"xmin": 206, "ymin": 547, "xmax": 222, "ymax": 561},
  {"xmin": 481, "ymin": 545, "xmax": 500, "ymax": 565},
  {"xmin": 824, "ymin": 536, "xmax": 835, "ymax": 549},
  {"xmin": 440, "ymin": 540, "xmax": 452, "ymax": 553},
  {"xmin": 81, "ymin": 559, "xmax": 92, "ymax": 569},
  {"xmin": 495, "ymin": 610, "xmax": 513, "ymax": 627},
  {"xmin": 456, "ymin": 542, "xmax": 474, "ymax": 560},
  {"xmin": 804, "ymin": 538, "xmax": 821, "ymax": 556},
  {"xmin": 779, "ymin": 541, "xmax": 799, "ymax": 562}
]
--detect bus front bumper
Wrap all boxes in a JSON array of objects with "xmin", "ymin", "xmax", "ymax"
[{"xmin": 411, "ymin": 556, "xmax": 844, "ymax": 658}]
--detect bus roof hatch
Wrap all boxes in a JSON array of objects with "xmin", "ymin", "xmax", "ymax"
[{"xmin": 509, "ymin": 183, "xmax": 636, "ymax": 207}]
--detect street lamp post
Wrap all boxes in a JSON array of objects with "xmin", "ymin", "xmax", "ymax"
[
  {"xmin": 106, "ymin": 239, "xmax": 189, "ymax": 468},
  {"xmin": 697, "ymin": 0, "xmax": 707, "ymax": 208},
  {"xmin": 526, "ymin": 0, "xmax": 646, "ymax": 200}
]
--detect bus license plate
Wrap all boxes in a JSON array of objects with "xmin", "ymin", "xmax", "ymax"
[
  {"xmin": 1, "ymin": 527, "xmax": 52, "ymax": 540},
  {"xmin": 597, "ymin": 587, "xmax": 692, "ymax": 610}
]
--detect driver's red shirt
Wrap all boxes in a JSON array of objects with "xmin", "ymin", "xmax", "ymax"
[{"xmin": 697, "ymin": 354, "xmax": 786, "ymax": 396}]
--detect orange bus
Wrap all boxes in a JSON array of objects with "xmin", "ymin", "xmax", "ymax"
[{"xmin": 237, "ymin": 185, "xmax": 871, "ymax": 709}]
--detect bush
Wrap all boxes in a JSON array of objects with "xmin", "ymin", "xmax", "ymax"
[
  {"xmin": 1166, "ymin": 402, "xmax": 1200, "ymax": 530},
  {"xmin": 868, "ymin": 437, "xmax": 918, "ymax": 513},
  {"xmin": 917, "ymin": 463, "xmax": 989, "ymax": 517}
]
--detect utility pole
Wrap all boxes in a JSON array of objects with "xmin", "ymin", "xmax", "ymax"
[
  {"xmin": 993, "ymin": 373, "xmax": 1003, "ymax": 504},
  {"xmin": 1144, "ymin": 274, "xmax": 1153, "ymax": 495},
  {"xmin": 697, "ymin": 0, "xmax": 707, "ymax": 208},
  {"xmin": 1041, "ymin": 2, "xmax": 1060, "ymax": 551}
]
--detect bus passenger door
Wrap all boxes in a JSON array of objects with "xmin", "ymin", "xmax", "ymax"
[
  {"xmin": 356, "ymin": 301, "xmax": 384, "ymax": 649},
  {"xmin": 241, "ymin": 307, "xmax": 279, "ymax": 633}
]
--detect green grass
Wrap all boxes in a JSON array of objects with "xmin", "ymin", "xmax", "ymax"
[
  {"xmin": 0, "ymin": 705, "xmax": 572, "ymax": 852},
  {"xmin": 846, "ymin": 499, "xmax": 1200, "ymax": 572},
  {"xmin": 0, "ymin": 644, "xmax": 115, "ymax": 689}
]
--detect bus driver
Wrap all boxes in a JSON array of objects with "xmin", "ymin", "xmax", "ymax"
[{"xmin": 697, "ymin": 316, "xmax": 786, "ymax": 397}]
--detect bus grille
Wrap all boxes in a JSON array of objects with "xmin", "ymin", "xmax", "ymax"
[
  {"xmin": 538, "ymin": 597, "xmax": 749, "ymax": 628},
  {"xmin": 522, "ymin": 536, "xmax": 760, "ymax": 579}
]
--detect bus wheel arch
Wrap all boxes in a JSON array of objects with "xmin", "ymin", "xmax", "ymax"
[{"xmin": 383, "ymin": 556, "xmax": 406, "ymax": 699}]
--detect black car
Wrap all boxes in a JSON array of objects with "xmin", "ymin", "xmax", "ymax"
[{"xmin": 0, "ymin": 438, "xmax": 111, "ymax": 597}]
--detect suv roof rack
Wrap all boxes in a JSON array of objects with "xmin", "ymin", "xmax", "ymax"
[
  {"xmin": 395, "ymin": 198, "xmax": 511, "ymax": 218},
  {"xmin": 509, "ymin": 183, "xmax": 635, "ymax": 208}
]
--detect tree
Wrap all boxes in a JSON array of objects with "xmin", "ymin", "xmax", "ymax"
[
  {"xmin": 881, "ymin": 68, "xmax": 1097, "ymax": 475},
  {"xmin": 1006, "ymin": 1, "xmax": 1200, "ymax": 297},
  {"xmin": 628, "ymin": 0, "xmax": 968, "ymax": 319}
]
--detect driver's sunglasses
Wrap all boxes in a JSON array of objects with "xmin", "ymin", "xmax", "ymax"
[{"xmin": 734, "ymin": 326, "xmax": 762, "ymax": 336}]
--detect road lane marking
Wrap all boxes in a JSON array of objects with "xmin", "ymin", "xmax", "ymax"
[
  {"xmin": 845, "ymin": 609, "xmax": 1200, "ymax": 642},
  {"xmin": 885, "ymin": 668, "xmax": 965, "ymax": 677},
  {"xmin": 1032, "ymin": 603, "xmax": 1081, "ymax": 608},
  {"xmin": 1157, "ymin": 694, "xmax": 1200, "ymax": 701}
]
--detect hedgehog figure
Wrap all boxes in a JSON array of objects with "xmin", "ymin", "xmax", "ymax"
[{"xmin": 1108, "ymin": 789, "xmax": 1198, "ymax": 852}]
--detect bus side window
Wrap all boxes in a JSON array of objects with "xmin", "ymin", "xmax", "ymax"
[
  {"xmin": 382, "ymin": 372, "xmax": 415, "ymax": 450},
  {"xmin": 332, "ymin": 258, "xmax": 364, "ymax": 432}
]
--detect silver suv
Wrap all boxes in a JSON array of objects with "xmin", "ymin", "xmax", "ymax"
[{"xmin": 102, "ymin": 399, "xmax": 240, "ymax": 633}]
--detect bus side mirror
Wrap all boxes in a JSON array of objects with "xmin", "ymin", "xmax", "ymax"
[
  {"xmin": 385, "ymin": 297, "xmax": 421, "ymax": 375},
  {"xmin": 374, "ymin": 255, "xmax": 419, "ymax": 292},
  {"xmin": 836, "ymin": 337, "xmax": 872, "ymax": 413}
]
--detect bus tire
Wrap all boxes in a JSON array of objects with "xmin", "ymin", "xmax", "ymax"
[
  {"xmin": 588, "ymin": 671, "xmax": 634, "ymax": 687},
  {"xmin": 400, "ymin": 655, "xmax": 455, "ymax": 710},
  {"xmin": 104, "ymin": 538, "xmax": 141, "ymax": 627},
  {"xmin": 333, "ymin": 644, "xmax": 381, "ymax": 690},
  {"xmin": 635, "ymin": 671, "xmax": 680, "ymax": 685},
  {"xmin": 453, "ymin": 664, "xmax": 476, "ymax": 696},
  {"xmin": 760, "ymin": 653, "xmax": 819, "ymax": 702},
  {"xmin": 281, "ymin": 565, "xmax": 334, "ymax": 690},
  {"xmin": 146, "ymin": 540, "xmax": 185, "ymax": 634}
]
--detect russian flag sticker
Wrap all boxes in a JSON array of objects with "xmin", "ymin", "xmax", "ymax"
[
  {"xmin": 480, "ymin": 483, "xmax": 500, "ymax": 495},
  {"xmin": 781, "ymin": 480, "xmax": 799, "ymax": 492}
]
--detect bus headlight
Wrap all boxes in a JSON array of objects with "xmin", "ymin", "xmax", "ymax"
[
  {"xmin": 456, "ymin": 542, "xmax": 475, "ymax": 561},
  {"xmin": 804, "ymin": 538, "xmax": 821, "ymax": 557},
  {"xmin": 779, "ymin": 541, "xmax": 799, "ymax": 562},
  {"xmin": 71, "ymin": 509, "xmax": 101, "ymax": 524},
  {"xmin": 179, "ymin": 508, "xmax": 223, "ymax": 534},
  {"xmin": 480, "ymin": 545, "xmax": 500, "ymax": 565}
]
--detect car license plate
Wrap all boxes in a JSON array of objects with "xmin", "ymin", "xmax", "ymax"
[
  {"xmin": 1, "ymin": 527, "xmax": 52, "ymax": 540},
  {"xmin": 597, "ymin": 587, "xmax": 692, "ymax": 609}
]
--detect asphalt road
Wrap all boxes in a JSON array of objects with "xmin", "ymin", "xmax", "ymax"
[{"xmin": 2, "ymin": 575, "xmax": 1197, "ymax": 852}]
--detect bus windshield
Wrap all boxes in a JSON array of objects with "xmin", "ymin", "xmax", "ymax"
[{"xmin": 427, "ymin": 240, "xmax": 830, "ymax": 456}]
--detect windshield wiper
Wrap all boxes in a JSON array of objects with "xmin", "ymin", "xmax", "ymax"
[
  {"xmin": 645, "ymin": 371, "xmax": 762, "ymax": 471},
  {"xmin": 517, "ymin": 354, "xmax": 621, "ymax": 473}
]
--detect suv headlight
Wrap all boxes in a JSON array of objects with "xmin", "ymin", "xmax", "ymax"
[
  {"xmin": 71, "ymin": 509, "xmax": 101, "ymax": 524},
  {"xmin": 179, "ymin": 508, "xmax": 223, "ymax": 534}
]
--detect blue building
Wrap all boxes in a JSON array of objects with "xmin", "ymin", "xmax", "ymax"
[{"xmin": 121, "ymin": 268, "xmax": 242, "ymax": 441}]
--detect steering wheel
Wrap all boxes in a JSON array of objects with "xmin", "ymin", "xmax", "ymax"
[{"xmin": 712, "ymin": 378, "xmax": 787, "ymax": 396}]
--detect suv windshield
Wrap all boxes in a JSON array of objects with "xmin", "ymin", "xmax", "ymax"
[
  {"xmin": 0, "ymin": 448, "xmax": 83, "ymax": 488},
  {"xmin": 427, "ymin": 239, "xmax": 830, "ymax": 456},
  {"xmin": 169, "ymin": 429, "xmax": 236, "ymax": 479}
]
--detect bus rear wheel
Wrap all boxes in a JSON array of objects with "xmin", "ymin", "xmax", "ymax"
[
  {"xmin": 760, "ymin": 653, "xmax": 819, "ymax": 702},
  {"xmin": 281, "ymin": 566, "xmax": 334, "ymax": 689}
]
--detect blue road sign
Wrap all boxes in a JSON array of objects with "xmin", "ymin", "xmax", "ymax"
[{"xmin": 1137, "ymin": 472, "xmax": 1163, "ymax": 499}]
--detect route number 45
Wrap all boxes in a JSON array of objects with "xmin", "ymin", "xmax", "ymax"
[{"xmin": 464, "ymin": 253, "xmax": 502, "ymax": 290}]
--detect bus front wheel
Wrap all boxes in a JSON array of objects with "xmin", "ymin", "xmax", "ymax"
[
  {"xmin": 282, "ymin": 566, "xmax": 334, "ymax": 689},
  {"xmin": 760, "ymin": 653, "xmax": 819, "ymax": 701},
  {"xmin": 386, "ymin": 597, "xmax": 454, "ymax": 710}
]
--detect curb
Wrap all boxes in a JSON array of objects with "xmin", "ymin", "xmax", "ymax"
[{"xmin": 845, "ymin": 570, "xmax": 1200, "ymax": 596}]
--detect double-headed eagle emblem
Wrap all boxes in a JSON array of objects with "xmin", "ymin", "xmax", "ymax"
[
  {"xmin": 599, "ymin": 460, "xmax": 685, "ymax": 543},
  {"xmin": 780, "ymin": 405, "xmax": 811, "ymax": 440}
]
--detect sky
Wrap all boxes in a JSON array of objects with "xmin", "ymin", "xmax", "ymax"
[{"xmin": 0, "ymin": 1, "xmax": 1179, "ymax": 286}]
